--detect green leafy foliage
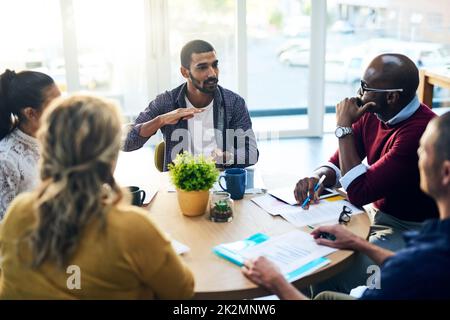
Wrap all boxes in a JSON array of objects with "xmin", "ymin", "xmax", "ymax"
[
  {"xmin": 214, "ymin": 200, "xmax": 231, "ymax": 212},
  {"xmin": 168, "ymin": 152, "xmax": 219, "ymax": 191}
]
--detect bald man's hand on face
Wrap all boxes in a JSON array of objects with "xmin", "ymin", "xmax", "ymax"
[{"xmin": 336, "ymin": 97, "xmax": 376, "ymax": 127}]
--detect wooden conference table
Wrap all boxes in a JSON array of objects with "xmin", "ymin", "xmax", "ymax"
[{"xmin": 145, "ymin": 173, "xmax": 371, "ymax": 300}]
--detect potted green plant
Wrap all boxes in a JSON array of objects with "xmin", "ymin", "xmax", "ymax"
[
  {"xmin": 168, "ymin": 152, "xmax": 219, "ymax": 217},
  {"xmin": 210, "ymin": 195, "xmax": 234, "ymax": 222}
]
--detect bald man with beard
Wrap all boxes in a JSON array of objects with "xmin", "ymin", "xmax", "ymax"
[{"xmin": 293, "ymin": 54, "xmax": 439, "ymax": 295}]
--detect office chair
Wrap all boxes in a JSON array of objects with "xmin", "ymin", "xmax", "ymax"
[{"xmin": 154, "ymin": 140, "xmax": 165, "ymax": 172}]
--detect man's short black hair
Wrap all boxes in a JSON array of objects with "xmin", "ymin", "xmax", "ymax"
[{"xmin": 180, "ymin": 40, "xmax": 215, "ymax": 69}]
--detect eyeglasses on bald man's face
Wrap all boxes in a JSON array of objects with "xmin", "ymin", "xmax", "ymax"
[{"xmin": 359, "ymin": 80, "xmax": 404, "ymax": 95}]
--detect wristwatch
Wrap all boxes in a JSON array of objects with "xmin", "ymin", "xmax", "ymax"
[{"xmin": 335, "ymin": 126, "xmax": 353, "ymax": 138}]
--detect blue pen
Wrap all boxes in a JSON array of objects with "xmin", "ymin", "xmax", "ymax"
[{"xmin": 301, "ymin": 175, "xmax": 326, "ymax": 208}]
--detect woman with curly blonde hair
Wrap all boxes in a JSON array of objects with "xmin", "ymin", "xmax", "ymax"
[{"xmin": 0, "ymin": 95, "xmax": 194, "ymax": 299}]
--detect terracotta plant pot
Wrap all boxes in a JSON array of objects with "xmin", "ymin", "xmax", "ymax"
[{"xmin": 176, "ymin": 189, "xmax": 210, "ymax": 217}]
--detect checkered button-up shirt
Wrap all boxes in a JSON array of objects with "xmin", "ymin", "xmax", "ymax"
[{"xmin": 123, "ymin": 83, "xmax": 258, "ymax": 171}]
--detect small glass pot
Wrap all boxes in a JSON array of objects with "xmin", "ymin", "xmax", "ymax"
[{"xmin": 209, "ymin": 191, "xmax": 234, "ymax": 222}]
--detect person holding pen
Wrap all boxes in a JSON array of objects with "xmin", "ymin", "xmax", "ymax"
[
  {"xmin": 293, "ymin": 54, "xmax": 439, "ymax": 295},
  {"xmin": 243, "ymin": 112, "xmax": 450, "ymax": 299},
  {"xmin": 301, "ymin": 175, "xmax": 326, "ymax": 209}
]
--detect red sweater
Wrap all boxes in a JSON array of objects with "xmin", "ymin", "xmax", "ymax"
[{"xmin": 329, "ymin": 104, "xmax": 438, "ymax": 222}]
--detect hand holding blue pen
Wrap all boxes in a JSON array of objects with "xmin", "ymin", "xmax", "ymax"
[{"xmin": 301, "ymin": 175, "xmax": 326, "ymax": 209}]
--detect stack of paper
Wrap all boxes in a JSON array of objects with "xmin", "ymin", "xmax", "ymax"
[
  {"xmin": 213, "ymin": 230, "xmax": 336, "ymax": 282},
  {"xmin": 251, "ymin": 194, "xmax": 362, "ymax": 227}
]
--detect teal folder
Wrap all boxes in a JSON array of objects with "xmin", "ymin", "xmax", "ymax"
[
  {"xmin": 213, "ymin": 232, "xmax": 330, "ymax": 281},
  {"xmin": 213, "ymin": 233, "xmax": 269, "ymax": 266}
]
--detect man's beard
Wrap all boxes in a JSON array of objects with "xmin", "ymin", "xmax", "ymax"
[
  {"xmin": 189, "ymin": 71, "xmax": 218, "ymax": 95},
  {"xmin": 362, "ymin": 96, "xmax": 387, "ymax": 120}
]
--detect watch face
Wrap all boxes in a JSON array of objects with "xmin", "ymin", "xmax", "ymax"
[{"xmin": 335, "ymin": 127, "xmax": 343, "ymax": 138}]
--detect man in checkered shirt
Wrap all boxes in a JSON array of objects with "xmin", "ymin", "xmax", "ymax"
[{"xmin": 123, "ymin": 40, "xmax": 258, "ymax": 171}]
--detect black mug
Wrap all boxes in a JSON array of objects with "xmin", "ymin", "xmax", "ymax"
[{"xmin": 128, "ymin": 186, "xmax": 146, "ymax": 206}]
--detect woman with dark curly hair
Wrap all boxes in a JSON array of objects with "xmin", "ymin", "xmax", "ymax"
[{"xmin": 0, "ymin": 69, "xmax": 60, "ymax": 219}]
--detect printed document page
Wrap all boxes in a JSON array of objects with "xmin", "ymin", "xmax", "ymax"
[
  {"xmin": 252, "ymin": 194, "xmax": 362, "ymax": 226},
  {"xmin": 240, "ymin": 230, "xmax": 337, "ymax": 281},
  {"xmin": 279, "ymin": 200, "xmax": 361, "ymax": 227}
]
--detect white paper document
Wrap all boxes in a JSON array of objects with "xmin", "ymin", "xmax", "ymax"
[
  {"xmin": 251, "ymin": 193, "xmax": 287, "ymax": 216},
  {"xmin": 164, "ymin": 232, "xmax": 190, "ymax": 255},
  {"xmin": 252, "ymin": 194, "xmax": 362, "ymax": 227},
  {"xmin": 240, "ymin": 230, "xmax": 337, "ymax": 281},
  {"xmin": 280, "ymin": 200, "xmax": 362, "ymax": 227},
  {"xmin": 268, "ymin": 187, "xmax": 298, "ymax": 205},
  {"xmin": 171, "ymin": 239, "xmax": 190, "ymax": 255}
]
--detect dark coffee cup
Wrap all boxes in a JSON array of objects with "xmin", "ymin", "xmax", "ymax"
[
  {"xmin": 128, "ymin": 186, "xmax": 146, "ymax": 206},
  {"xmin": 218, "ymin": 168, "xmax": 247, "ymax": 200}
]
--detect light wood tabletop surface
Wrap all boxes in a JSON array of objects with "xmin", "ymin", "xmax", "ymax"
[
  {"xmin": 144, "ymin": 173, "xmax": 371, "ymax": 300},
  {"xmin": 114, "ymin": 150, "xmax": 371, "ymax": 299}
]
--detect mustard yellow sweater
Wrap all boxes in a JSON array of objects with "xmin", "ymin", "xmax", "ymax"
[{"xmin": 0, "ymin": 193, "xmax": 194, "ymax": 299}]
